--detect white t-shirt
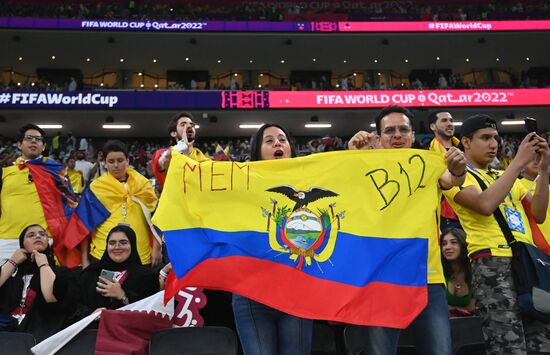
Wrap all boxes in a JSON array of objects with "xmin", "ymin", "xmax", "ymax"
[
  {"xmin": 79, "ymin": 138, "xmax": 88, "ymax": 151},
  {"xmin": 75, "ymin": 159, "xmax": 95, "ymax": 182}
]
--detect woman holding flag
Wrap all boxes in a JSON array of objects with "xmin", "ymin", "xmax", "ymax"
[{"xmin": 231, "ymin": 123, "xmax": 313, "ymax": 355}]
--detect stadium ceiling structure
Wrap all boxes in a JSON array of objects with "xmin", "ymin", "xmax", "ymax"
[{"xmin": 1, "ymin": 27, "xmax": 549, "ymax": 137}]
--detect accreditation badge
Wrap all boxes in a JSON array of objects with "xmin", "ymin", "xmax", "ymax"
[{"xmin": 505, "ymin": 206, "xmax": 525, "ymax": 234}]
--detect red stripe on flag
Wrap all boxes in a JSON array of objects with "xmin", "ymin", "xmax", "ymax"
[
  {"xmin": 26, "ymin": 164, "xmax": 69, "ymax": 241},
  {"xmin": 165, "ymin": 256, "xmax": 426, "ymax": 328},
  {"xmin": 53, "ymin": 242, "xmax": 82, "ymax": 268},
  {"xmin": 164, "ymin": 269, "xmax": 181, "ymax": 304},
  {"xmin": 57, "ymin": 217, "xmax": 90, "ymax": 267},
  {"xmin": 64, "ymin": 216, "xmax": 93, "ymax": 249}
]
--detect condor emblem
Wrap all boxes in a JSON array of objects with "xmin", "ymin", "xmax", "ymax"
[{"xmin": 261, "ymin": 185, "xmax": 345, "ymax": 270}]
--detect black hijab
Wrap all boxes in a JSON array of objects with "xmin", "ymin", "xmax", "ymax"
[
  {"xmin": 0, "ymin": 225, "xmax": 77, "ymax": 341},
  {"xmin": 17, "ymin": 224, "xmax": 56, "ymax": 276},
  {"xmin": 0, "ymin": 224, "xmax": 55, "ymax": 303},
  {"xmin": 78, "ymin": 225, "xmax": 158, "ymax": 313},
  {"xmin": 88, "ymin": 224, "xmax": 142, "ymax": 273}
]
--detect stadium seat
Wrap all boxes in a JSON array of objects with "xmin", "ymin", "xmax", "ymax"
[
  {"xmin": 0, "ymin": 331, "xmax": 36, "ymax": 355},
  {"xmin": 450, "ymin": 316, "xmax": 486, "ymax": 355},
  {"xmin": 149, "ymin": 326, "xmax": 238, "ymax": 355},
  {"xmin": 56, "ymin": 329, "xmax": 97, "ymax": 355},
  {"xmin": 343, "ymin": 317, "xmax": 487, "ymax": 355},
  {"xmin": 311, "ymin": 321, "xmax": 338, "ymax": 355}
]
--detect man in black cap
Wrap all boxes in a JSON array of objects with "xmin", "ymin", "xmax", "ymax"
[{"xmin": 444, "ymin": 114, "xmax": 550, "ymax": 354}]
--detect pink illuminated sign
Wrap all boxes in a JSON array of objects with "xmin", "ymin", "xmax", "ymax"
[
  {"xmin": 3, "ymin": 89, "xmax": 549, "ymax": 110},
  {"xmin": 265, "ymin": 89, "xmax": 550, "ymax": 109},
  {"xmin": 2, "ymin": 17, "xmax": 550, "ymax": 33},
  {"xmin": 337, "ymin": 20, "xmax": 550, "ymax": 32}
]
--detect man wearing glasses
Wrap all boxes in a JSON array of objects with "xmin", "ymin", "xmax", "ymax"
[
  {"xmin": 0, "ymin": 124, "xmax": 50, "ymax": 259},
  {"xmin": 348, "ymin": 105, "xmax": 466, "ymax": 355}
]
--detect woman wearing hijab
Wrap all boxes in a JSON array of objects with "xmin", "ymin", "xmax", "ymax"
[
  {"xmin": 0, "ymin": 224, "xmax": 77, "ymax": 341},
  {"xmin": 78, "ymin": 225, "xmax": 159, "ymax": 314}
]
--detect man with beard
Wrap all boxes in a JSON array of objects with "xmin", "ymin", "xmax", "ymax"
[
  {"xmin": 152, "ymin": 112, "xmax": 210, "ymax": 188},
  {"xmin": 152, "ymin": 113, "xmax": 235, "ymax": 335},
  {"xmin": 428, "ymin": 111, "xmax": 459, "ymax": 151},
  {"xmin": 429, "ymin": 110, "xmax": 461, "ymax": 229}
]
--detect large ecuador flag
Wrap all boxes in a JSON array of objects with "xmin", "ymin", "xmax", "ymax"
[{"xmin": 153, "ymin": 149, "xmax": 446, "ymax": 328}]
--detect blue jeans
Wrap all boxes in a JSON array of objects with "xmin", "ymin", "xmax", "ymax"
[
  {"xmin": 232, "ymin": 294, "xmax": 313, "ymax": 355},
  {"xmin": 363, "ymin": 284, "xmax": 452, "ymax": 355}
]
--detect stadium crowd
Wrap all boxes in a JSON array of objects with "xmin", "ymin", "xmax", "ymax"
[
  {"xmin": 1, "ymin": 107, "xmax": 550, "ymax": 354},
  {"xmin": 2, "ymin": 0, "xmax": 550, "ymax": 353},
  {"xmin": 4, "ymin": 69, "xmax": 550, "ymax": 92},
  {"xmin": 0, "ymin": 127, "xmax": 530, "ymax": 171},
  {"xmin": 2, "ymin": 68, "xmax": 549, "ymax": 93}
]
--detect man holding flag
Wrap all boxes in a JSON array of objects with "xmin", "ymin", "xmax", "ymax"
[
  {"xmin": 152, "ymin": 112, "xmax": 238, "ymax": 330},
  {"xmin": 348, "ymin": 105, "xmax": 466, "ymax": 355},
  {"xmin": 153, "ymin": 104, "xmax": 465, "ymax": 339},
  {"xmin": 0, "ymin": 124, "xmax": 77, "ymax": 260}
]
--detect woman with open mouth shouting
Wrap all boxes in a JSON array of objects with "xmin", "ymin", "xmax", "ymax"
[{"xmin": 232, "ymin": 123, "xmax": 313, "ymax": 355}]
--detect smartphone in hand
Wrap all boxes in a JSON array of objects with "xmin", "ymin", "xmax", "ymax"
[
  {"xmin": 100, "ymin": 269, "xmax": 116, "ymax": 283},
  {"xmin": 525, "ymin": 117, "xmax": 538, "ymax": 134}
]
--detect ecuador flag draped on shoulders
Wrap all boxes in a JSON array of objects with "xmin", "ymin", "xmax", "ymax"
[
  {"xmin": 153, "ymin": 149, "xmax": 446, "ymax": 328},
  {"xmin": 23, "ymin": 158, "xmax": 78, "ymax": 261}
]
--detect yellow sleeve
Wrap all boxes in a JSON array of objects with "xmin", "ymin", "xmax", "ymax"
[{"xmin": 443, "ymin": 172, "xmax": 479, "ymax": 202}]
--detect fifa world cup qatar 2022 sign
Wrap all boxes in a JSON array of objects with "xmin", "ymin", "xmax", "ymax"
[
  {"xmin": 2, "ymin": 89, "xmax": 549, "ymax": 110},
  {"xmin": 3, "ymin": 17, "xmax": 550, "ymax": 33}
]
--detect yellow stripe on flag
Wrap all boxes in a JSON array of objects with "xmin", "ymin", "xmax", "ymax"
[{"xmin": 153, "ymin": 149, "xmax": 446, "ymax": 240}]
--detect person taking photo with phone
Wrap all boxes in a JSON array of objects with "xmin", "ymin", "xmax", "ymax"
[{"xmin": 76, "ymin": 225, "xmax": 159, "ymax": 317}]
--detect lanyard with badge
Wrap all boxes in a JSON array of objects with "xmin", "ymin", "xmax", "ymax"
[
  {"xmin": 12, "ymin": 275, "xmax": 34, "ymax": 324},
  {"xmin": 467, "ymin": 163, "xmax": 526, "ymax": 234},
  {"xmin": 121, "ymin": 182, "xmax": 128, "ymax": 221}
]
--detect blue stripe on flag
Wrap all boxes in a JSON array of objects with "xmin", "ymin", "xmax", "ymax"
[{"xmin": 165, "ymin": 228, "xmax": 428, "ymax": 287}]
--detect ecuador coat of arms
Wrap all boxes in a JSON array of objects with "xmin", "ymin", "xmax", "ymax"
[{"xmin": 261, "ymin": 185, "xmax": 345, "ymax": 270}]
